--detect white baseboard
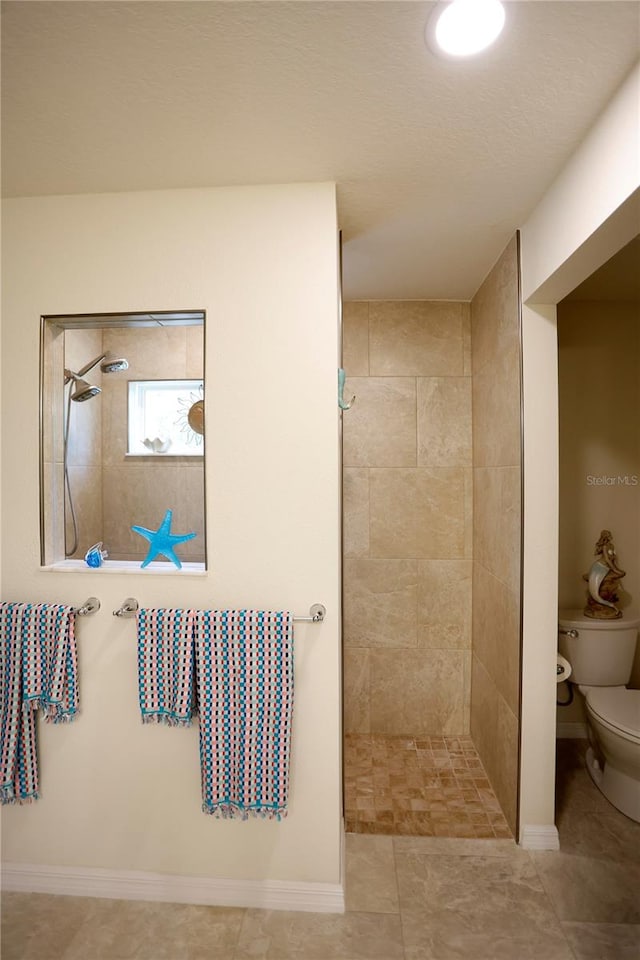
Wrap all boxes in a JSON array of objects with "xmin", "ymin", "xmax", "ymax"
[
  {"xmin": 519, "ymin": 824, "xmax": 560, "ymax": 851},
  {"xmin": 556, "ymin": 722, "xmax": 588, "ymax": 739},
  {"xmin": 1, "ymin": 862, "xmax": 345, "ymax": 914}
]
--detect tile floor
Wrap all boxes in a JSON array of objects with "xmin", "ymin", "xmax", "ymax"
[
  {"xmin": 344, "ymin": 733, "xmax": 512, "ymax": 838},
  {"xmin": 2, "ymin": 740, "xmax": 639, "ymax": 959}
]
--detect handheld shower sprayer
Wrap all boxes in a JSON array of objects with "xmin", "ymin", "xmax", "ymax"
[
  {"xmin": 64, "ymin": 370, "xmax": 101, "ymax": 402},
  {"xmin": 63, "ymin": 349, "xmax": 130, "ymax": 556}
]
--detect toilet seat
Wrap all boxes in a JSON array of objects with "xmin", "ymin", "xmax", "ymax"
[{"xmin": 585, "ymin": 687, "xmax": 640, "ymax": 742}]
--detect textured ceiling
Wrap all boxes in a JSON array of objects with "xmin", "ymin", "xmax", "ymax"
[{"xmin": 2, "ymin": 1, "xmax": 639, "ymax": 299}]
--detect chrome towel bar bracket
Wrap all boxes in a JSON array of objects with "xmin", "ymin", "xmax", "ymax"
[
  {"xmin": 74, "ymin": 597, "xmax": 100, "ymax": 617},
  {"xmin": 295, "ymin": 604, "xmax": 326, "ymax": 623},
  {"xmin": 113, "ymin": 598, "xmax": 139, "ymax": 618}
]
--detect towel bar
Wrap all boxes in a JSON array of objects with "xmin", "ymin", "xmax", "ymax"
[
  {"xmin": 74, "ymin": 597, "xmax": 100, "ymax": 617},
  {"xmin": 112, "ymin": 599, "xmax": 326, "ymax": 622}
]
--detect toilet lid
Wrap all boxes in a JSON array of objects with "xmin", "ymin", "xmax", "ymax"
[
  {"xmin": 558, "ymin": 609, "xmax": 640, "ymax": 630},
  {"xmin": 586, "ymin": 687, "xmax": 640, "ymax": 738}
]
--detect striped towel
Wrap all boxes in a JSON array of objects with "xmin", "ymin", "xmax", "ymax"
[
  {"xmin": 194, "ymin": 610, "xmax": 294, "ymax": 819},
  {"xmin": 0, "ymin": 602, "xmax": 77, "ymax": 804},
  {"xmin": 137, "ymin": 608, "xmax": 195, "ymax": 726},
  {"xmin": 137, "ymin": 608, "xmax": 294, "ymax": 818}
]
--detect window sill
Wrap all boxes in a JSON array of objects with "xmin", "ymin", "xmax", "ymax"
[
  {"xmin": 40, "ymin": 560, "xmax": 207, "ymax": 576},
  {"xmin": 124, "ymin": 454, "xmax": 204, "ymax": 461}
]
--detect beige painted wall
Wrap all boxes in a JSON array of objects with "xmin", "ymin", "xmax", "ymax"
[
  {"xmin": 557, "ymin": 300, "xmax": 640, "ymax": 722},
  {"xmin": 470, "ymin": 236, "xmax": 522, "ymax": 835},
  {"xmin": 519, "ymin": 63, "xmax": 639, "ymax": 840},
  {"xmin": 0, "ymin": 183, "xmax": 342, "ymax": 886},
  {"xmin": 0, "ymin": 253, "xmax": 2, "ymax": 591},
  {"xmin": 342, "ymin": 300, "xmax": 472, "ymax": 736},
  {"xmin": 521, "ymin": 63, "xmax": 640, "ymax": 304},
  {"xmin": 558, "ymin": 301, "xmax": 639, "ymax": 612}
]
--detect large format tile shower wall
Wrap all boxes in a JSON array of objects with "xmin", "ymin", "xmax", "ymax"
[
  {"xmin": 342, "ymin": 301, "xmax": 473, "ymax": 737},
  {"xmin": 470, "ymin": 236, "xmax": 522, "ymax": 834}
]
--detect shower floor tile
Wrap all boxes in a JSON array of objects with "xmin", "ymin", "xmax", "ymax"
[{"xmin": 344, "ymin": 734, "xmax": 512, "ymax": 838}]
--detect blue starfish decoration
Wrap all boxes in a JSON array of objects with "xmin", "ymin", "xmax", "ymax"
[{"xmin": 131, "ymin": 509, "xmax": 196, "ymax": 569}]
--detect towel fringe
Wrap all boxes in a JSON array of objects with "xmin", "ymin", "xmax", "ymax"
[
  {"xmin": 44, "ymin": 707, "xmax": 77, "ymax": 724},
  {"xmin": 22, "ymin": 699, "xmax": 76, "ymax": 723},
  {"xmin": 141, "ymin": 713, "xmax": 192, "ymax": 728},
  {"xmin": 1, "ymin": 787, "xmax": 40, "ymax": 805},
  {"xmin": 202, "ymin": 802, "xmax": 288, "ymax": 821}
]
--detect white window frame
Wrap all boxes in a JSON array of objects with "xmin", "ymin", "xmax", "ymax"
[{"xmin": 127, "ymin": 379, "xmax": 204, "ymax": 456}]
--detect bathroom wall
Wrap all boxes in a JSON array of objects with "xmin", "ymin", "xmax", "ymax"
[
  {"xmin": 470, "ymin": 235, "xmax": 522, "ymax": 834},
  {"xmin": 1, "ymin": 183, "xmax": 343, "ymax": 895},
  {"xmin": 557, "ymin": 299, "xmax": 640, "ymax": 712},
  {"xmin": 0, "ymin": 319, "xmax": 2, "ymax": 590},
  {"xmin": 519, "ymin": 63, "xmax": 639, "ymax": 842},
  {"xmin": 558, "ymin": 301, "xmax": 639, "ymax": 610},
  {"xmin": 63, "ymin": 328, "xmax": 105, "ymax": 559},
  {"xmin": 342, "ymin": 300, "xmax": 472, "ymax": 736},
  {"xmin": 100, "ymin": 324, "xmax": 205, "ymax": 562}
]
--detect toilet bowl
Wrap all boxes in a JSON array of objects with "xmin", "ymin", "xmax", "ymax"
[
  {"xmin": 559, "ymin": 610, "xmax": 640, "ymax": 823},
  {"xmin": 582, "ymin": 687, "xmax": 640, "ymax": 821}
]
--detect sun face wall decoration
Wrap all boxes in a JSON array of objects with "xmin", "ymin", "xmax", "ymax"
[{"xmin": 176, "ymin": 383, "xmax": 204, "ymax": 447}]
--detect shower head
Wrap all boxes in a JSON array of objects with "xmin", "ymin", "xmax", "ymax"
[
  {"xmin": 71, "ymin": 377, "xmax": 101, "ymax": 402},
  {"xmin": 64, "ymin": 369, "xmax": 102, "ymax": 402},
  {"xmin": 100, "ymin": 354, "xmax": 129, "ymax": 373},
  {"xmin": 74, "ymin": 352, "xmax": 129, "ymax": 377},
  {"xmin": 64, "ymin": 349, "xmax": 127, "ymax": 402}
]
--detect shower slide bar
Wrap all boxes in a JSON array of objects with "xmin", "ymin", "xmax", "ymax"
[
  {"xmin": 74, "ymin": 597, "xmax": 101, "ymax": 617},
  {"xmin": 113, "ymin": 598, "xmax": 326, "ymax": 623}
]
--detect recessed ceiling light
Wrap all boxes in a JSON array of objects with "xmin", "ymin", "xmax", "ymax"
[{"xmin": 426, "ymin": 0, "xmax": 506, "ymax": 59}]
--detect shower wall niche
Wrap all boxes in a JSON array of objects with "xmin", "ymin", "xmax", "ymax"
[{"xmin": 40, "ymin": 311, "xmax": 206, "ymax": 568}]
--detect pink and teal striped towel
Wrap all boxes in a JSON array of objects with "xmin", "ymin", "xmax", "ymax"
[
  {"xmin": 194, "ymin": 609, "xmax": 294, "ymax": 820},
  {"xmin": 0, "ymin": 602, "xmax": 77, "ymax": 804},
  {"xmin": 137, "ymin": 608, "xmax": 195, "ymax": 726},
  {"xmin": 137, "ymin": 608, "xmax": 294, "ymax": 819}
]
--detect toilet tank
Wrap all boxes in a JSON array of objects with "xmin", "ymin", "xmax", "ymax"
[{"xmin": 558, "ymin": 610, "xmax": 640, "ymax": 686}]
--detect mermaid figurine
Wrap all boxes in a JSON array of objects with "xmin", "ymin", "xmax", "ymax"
[{"xmin": 583, "ymin": 530, "xmax": 626, "ymax": 619}]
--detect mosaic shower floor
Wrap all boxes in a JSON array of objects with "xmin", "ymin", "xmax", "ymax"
[{"xmin": 344, "ymin": 733, "xmax": 512, "ymax": 838}]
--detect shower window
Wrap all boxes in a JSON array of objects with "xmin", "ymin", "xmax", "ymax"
[{"xmin": 128, "ymin": 380, "xmax": 204, "ymax": 456}]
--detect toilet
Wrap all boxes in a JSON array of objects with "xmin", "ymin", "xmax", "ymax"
[{"xmin": 558, "ymin": 610, "xmax": 640, "ymax": 822}]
